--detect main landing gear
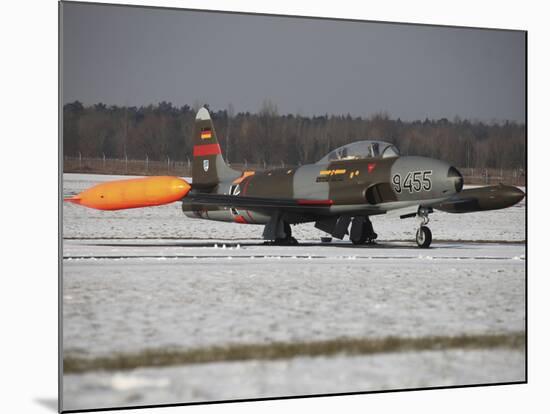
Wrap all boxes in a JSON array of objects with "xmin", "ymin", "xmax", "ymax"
[
  {"xmin": 270, "ymin": 222, "xmax": 298, "ymax": 245},
  {"xmin": 349, "ymin": 216, "xmax": 378, "ymax": 245},
  {"xmin": 415, "ymin": 207, "xmax": 433, "ymax": 248},
  {"xmin": 278, "ymin": 222, "xmax": 298, "ymax": 245},
  {"xmin": 263, "ymin": 214, "xmax": 298, "ymax": 245}
]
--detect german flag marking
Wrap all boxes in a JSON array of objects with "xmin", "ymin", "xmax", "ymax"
[{"xmin": 200, "ymin": 129, "xmax": 212, "ymax": 139}]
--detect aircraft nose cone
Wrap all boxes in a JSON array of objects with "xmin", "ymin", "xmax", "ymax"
[{"xmin": 448, "ymin": 166, "xmax": 464, "ymax": 192}]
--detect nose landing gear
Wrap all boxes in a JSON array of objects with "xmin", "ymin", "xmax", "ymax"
[{"xmin": 415, "ymin": 207, "xmax": 433, "ymax": 248}]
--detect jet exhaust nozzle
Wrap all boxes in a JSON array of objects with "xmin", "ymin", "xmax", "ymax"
[{"xmin": 64, "ymin": 176, "xmax": 191, "ymax": 210}]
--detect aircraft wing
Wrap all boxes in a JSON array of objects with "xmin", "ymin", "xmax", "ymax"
[
  {"xmin": 181, "ymin": 193, "xmax": 333, "ymax": 213},
  {"xmin": 182, "ymin": 192, "xmax": 333, "ymax": 213}
]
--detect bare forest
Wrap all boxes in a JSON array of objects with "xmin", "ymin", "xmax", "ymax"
[{"xmin": 63, "ymin": 101, "xmax": 525, "ymax": 173}]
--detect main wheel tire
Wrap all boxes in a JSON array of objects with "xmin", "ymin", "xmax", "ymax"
[
  {"xmin": 416, "ymin": 226, "xmax": 432, "ymax": 248},
  {"xmin": 275, "ymin": 223, "xmax": 298, "ymax": 245},
  {"xmin": 350, "ymin": 218, "xmax": 367, "ymax": 245},
  {"xmin": 350, "ymin": 232, "xmax": 367, "ymax": 245},
  {"xmin": 273, "ymin": 237, "xmax": 298, "ymax": 245},
  {"xmin": 365, "ymin": 220, "xmax": 377, "ymax": 240},
  {"xmin": 283, "ymin": 222, "xmax": 292, "ymax": 238}
]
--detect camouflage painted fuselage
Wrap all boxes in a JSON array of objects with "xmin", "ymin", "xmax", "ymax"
[{"xmin": 182, "ymin": 155, "xmax": 460, "ymax": 225}]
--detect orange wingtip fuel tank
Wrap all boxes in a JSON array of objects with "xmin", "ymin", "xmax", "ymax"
[{"xmin": 64, "ymin": 176, "xmax": 191, "ymax": 210}]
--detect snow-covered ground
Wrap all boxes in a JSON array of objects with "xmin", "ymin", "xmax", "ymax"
[{"xmin": 61, "ymin": 173, "xmax": 526, "ymax": 411}]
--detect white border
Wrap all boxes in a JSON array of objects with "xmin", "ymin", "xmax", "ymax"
[{"xmin": 4, "ymin": 0, "xmax": 546, "ymax": 413}]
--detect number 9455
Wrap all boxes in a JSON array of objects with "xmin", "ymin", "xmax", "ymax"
[{"xmin": 392, "ymin": 170, "xmax": 432, "ymax": 194}]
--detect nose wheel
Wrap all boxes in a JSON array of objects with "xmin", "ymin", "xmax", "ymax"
[
  {"xmin": 415, "ymin": 207, "xmax": 433, "ymax": 248},
  {"xmin": 416, "ymin": 226, "xmax": 432, "ymax": 248}
]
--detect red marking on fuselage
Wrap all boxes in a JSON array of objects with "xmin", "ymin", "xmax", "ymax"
[
  {"xmin": 297, "ymin": 199, "xmax": 333, "ymax": 206},
  {"xmin": 193, "ymin": 144, "xmax": 222, "ymax": 157},
  {"xmin": 234, "ymin": 215, "xmax": 248, "ymax": 224},
  {"xmin": 368, "ymin": 163, "xmax": 377, "ymax": 173}
]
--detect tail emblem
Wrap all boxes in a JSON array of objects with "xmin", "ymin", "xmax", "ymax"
[{"xmin": 203, "ymin": 159, "xmax": 209, "ymax": 172}]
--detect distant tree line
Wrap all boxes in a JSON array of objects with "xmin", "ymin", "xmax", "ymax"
[{"xmin": 63, "ymin": 100, "xmax": 525, "ymax": 170}]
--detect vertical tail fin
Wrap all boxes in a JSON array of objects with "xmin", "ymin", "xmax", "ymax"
[{"xmin": 192, "ymin": 107, "xmax": 239, "ymax": 189}]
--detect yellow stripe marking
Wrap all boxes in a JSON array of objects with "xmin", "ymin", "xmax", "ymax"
[{"xmin": 320, "ymin": 169, "xmax": 347, "ymax": 176}]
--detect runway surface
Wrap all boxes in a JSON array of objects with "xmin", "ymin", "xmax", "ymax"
[{"xmin": 64, "ymin": 237, "xmax": 524, "ymax": 259}]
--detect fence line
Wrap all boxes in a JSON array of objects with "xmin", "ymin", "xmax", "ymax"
[{"xmin": 63, "ymin": 156, "xmax": 525, "ymax": 186}]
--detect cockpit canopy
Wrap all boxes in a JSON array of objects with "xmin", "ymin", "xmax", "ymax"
[{"xmin": 317, "ymin": 140, "xmax": 400, "ymax": 164}]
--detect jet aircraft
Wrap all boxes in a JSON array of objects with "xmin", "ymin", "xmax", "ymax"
[{"xmin": 65, "ymin": 107, "xmax": 525, "ymax": 248}]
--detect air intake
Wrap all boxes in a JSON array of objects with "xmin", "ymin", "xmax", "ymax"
[{"xmin": 448, "ymin": 167, "xmax": 464, "ymax": 192}]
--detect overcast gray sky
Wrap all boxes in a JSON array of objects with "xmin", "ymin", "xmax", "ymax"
[{"xmin": 61, "ymin": 2, "xmax": 525, "ymax": 122}]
